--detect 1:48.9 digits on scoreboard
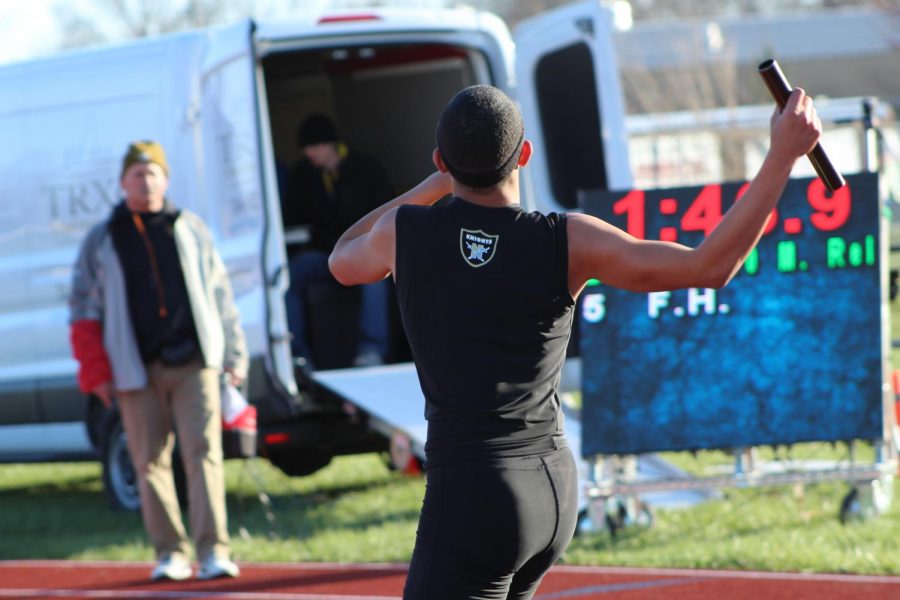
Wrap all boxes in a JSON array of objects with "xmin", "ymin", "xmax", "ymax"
[
  {"xmin": 611, "ymin": 178, "xmax": 850, "ymax": 242},
  {"xmin": 578, "ymin": 173, "xmax": 878, "ymax": 325}
]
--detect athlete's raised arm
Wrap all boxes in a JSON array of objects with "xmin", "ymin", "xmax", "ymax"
[
  {"xmin": 329, "ymin": 170, "xmax": 452, "ymax": 285},
  {"xmin": 568, "ymin": 88, "xmax": 822, "ymax": 298}
]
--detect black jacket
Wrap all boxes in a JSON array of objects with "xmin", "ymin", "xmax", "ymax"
[{"xmin": 283, "ymin": 151, "xmax": 393, "ymax": 253}]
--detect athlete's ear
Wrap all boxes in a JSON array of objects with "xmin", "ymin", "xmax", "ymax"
[
  {"xmin": 433, "ymin": 148, "xmax": 449, "ymax": 173},
  {"xmin": 517, "ymin": 140, "xmax": 533, "ymax": 167}
]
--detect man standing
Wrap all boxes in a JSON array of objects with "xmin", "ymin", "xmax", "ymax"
[
  {"xmin": 69, "ymin": 141, "xmax": 247, "ymax": 581},
  {"xmin": 328, "ymin": 85, "xmax": 821, "ymax": 598},
  {"xmin": 282, "ymin": 114, "xmax": 393, "ymax": 367}
]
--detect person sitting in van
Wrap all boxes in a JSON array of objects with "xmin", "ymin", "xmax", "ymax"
[{"xmin": 282, "ymin": 113, "xmax": 393, "ymax": 368}]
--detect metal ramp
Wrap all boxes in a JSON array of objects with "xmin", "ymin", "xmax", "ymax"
[
  {"xmin": 312, "ymin": 362, "xmax": 592, "ymax": 512},
  {"xmin": 313, "ymin": 363, "xmax": 429, "ymax": 464},
  {"xmin": 311, "ymin": 361, "xmax": 715, "ymax": 516}
]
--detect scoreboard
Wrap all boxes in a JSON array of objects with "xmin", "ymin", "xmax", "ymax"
[{"xmin": 579, "ymin": 172, "xmax": 888, "ymax": 456}]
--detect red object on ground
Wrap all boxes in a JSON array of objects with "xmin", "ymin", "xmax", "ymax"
[{"xmin": 223, "ymin": 404, "xmax": 257, "ymax": 431}]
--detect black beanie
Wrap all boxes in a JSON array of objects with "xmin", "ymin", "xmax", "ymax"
[
  {"xmin": 435, "ymin": 85, "xmax": 524, "ymax": 189},
  {"xmin": 298, "ymin": 113, "xmax": 338, "ymax": 147}
]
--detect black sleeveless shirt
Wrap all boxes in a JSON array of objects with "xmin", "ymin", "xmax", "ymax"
[{"xmin": 395, "ymin": 197, "xmax": 575, "ymax": 465}]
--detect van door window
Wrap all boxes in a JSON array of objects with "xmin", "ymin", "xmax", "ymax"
[{"xmin": 535, "ymin": 42, "xmax": 608, "ymax": 208}]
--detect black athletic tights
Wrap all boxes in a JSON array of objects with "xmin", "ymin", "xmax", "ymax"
[{"xmin": 403, "ymin": 446, "xmax": 579, "ymax": 600}]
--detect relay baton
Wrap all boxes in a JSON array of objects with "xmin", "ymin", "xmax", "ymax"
[{"xmin": 758, "ymin": 58, "xmax": 845, "ymax": 192}]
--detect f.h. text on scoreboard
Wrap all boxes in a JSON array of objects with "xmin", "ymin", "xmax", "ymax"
[{"xmin": 579, "ymin": 172, "xmax": 888, "ymax": 457}]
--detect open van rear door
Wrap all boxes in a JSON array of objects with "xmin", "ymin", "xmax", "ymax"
[
  {"xmin": 197, "ymin": 21, "xmax": 298, "ymax": 400},
  {"xmin": 514, "ymin": 1, "xmax": 632, "ymax": 214}
]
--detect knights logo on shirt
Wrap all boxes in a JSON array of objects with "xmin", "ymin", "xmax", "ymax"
[{"xmin": 460, "ymin": 228, "xmax": 499, "ymax": 268}]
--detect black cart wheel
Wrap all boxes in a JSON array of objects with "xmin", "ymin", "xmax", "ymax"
[
  {"xmin": 838, "ymin": 479, "xmax": 893, "ymax": 524},
  {"xmin": 604, "ymin": 496, "xmax": 654, "ymax": 538},
  {"xmin": 839, "ymin": 487, "xmax": 862, "ymax": 524}
]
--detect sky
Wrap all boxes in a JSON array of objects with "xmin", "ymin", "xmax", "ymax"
[
  {"xmin": 0, "ymin": 0, "xmax": 439, "ymax": 66},
  {"xmin": 0, "ymin": 0, "xmax": 60, "ymax": 65}
]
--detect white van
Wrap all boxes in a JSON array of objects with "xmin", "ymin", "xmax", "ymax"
[{"xmin": 0, "ymin": 2, "xmax": 632, "ymax": 509}]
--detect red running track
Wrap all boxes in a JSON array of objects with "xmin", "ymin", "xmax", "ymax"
[{"xmin": 1, "ymin": 560, "xmax": 899, "ymax": 599}]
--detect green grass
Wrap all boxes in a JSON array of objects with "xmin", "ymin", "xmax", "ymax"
[
  {"xmin": 3, "ymin": 298, "xmax": 899, "ymax": 569},
  {"xmin": 1, "ymin": 450, "xmax": 898, "ymax": 574},
  {"xmin": 0, "ymin": 454, "xmax": 423, "ymax": 563},
  {"xmin": 566, "ymin": 479, "xmax": 900, "ymax": 574},
  {"xmin": 566, "ymin": 443, "xmax": 900, "ymax": 575}
]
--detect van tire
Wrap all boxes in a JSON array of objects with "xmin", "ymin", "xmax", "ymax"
[
  {"xmin": 100, "ymin": 414, "xmax": 189, "ymax": 512},
  {"xmin": 268, "ymin": 453, "xmax": 333, "ymax": 476},
  {"xmin": 101, "ymin": 418, "xmax": 141, "ymax": 511}
]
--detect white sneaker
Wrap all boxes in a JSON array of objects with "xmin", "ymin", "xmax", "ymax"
[
  {"xmin": 197, "ymin": 555, "xmax": 240, "ymax": 580},
  {"xmin": 151, "ymin": 556, "xmax": 192, "ymax": 581}
]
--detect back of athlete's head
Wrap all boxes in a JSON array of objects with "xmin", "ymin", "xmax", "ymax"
[{"xmin": 435, "ymin": 84, "xmax": 525, "ymax": 189}]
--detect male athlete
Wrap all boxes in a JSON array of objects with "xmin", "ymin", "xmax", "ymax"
[{"xmin": 328, "ymin": 84, "xmax": 821, "ymax": 599}]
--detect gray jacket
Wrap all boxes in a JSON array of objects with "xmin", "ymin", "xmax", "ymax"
[{"xmin": 69, "ymin": 206, "xmax": 249, "ymax": 392}]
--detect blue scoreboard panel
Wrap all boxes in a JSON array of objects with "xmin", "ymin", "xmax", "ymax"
[{"xmin": 579, "ymin": 173, "xmax": 887, "ymax": 456}]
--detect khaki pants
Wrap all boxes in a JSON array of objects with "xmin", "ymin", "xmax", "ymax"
[{"xmin": 118, "ymin": 358, "xmax": 230, "ymax": 562}]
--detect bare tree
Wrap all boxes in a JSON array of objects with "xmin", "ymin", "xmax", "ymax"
[
  {"xmin": 628, "ymin": 0, "xmax": 890, "ymax": 19},
  {"xmin": 53, "ymin": 4, "xmax": 107, "ymax": 50},
  {"xmin": 475, "ymin": 0, "xmax": 573, "ymax": 26},
  {"xmin": 474, "ymin": 0, "xmax": 890, "ymax": 24},
  {"xmin": 54, "ymin": 0, "xmax": 242, "ymax": 48}
]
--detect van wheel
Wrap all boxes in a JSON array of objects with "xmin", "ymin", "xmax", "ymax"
[
  {"xmin": 101, "ymin": 416, "xmax": 189, "ymax": 511},
  {"xmin": 101, "ymin": 419, "xmax": 141, "ymax": 511},
  {"xmin": 269, "ymin": 453, "xmax": 333, "ymax": 476}
]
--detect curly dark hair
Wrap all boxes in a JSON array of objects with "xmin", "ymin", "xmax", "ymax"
[{"xmin": 435, "ymin": 85, "xmax": 525, "ymax": 189}]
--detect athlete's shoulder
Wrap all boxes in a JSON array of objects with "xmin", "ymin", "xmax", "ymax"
[{"xmin": 517, "ymin": 207, "xmax": 567, "ymax": 229}]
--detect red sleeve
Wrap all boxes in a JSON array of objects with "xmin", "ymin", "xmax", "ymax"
[{"xmin": 70, "ymin": 319, "xmax": 113, "ymax": 393}]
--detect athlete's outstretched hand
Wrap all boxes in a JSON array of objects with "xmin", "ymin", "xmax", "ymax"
[
  {"xmin": 567, "ymin": 88, "xmax": 823, "ymax": 298},
  {"xmin": 769, "ymin": 88, "xmax": 821, "ymax": 164}
]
